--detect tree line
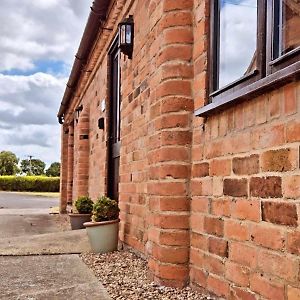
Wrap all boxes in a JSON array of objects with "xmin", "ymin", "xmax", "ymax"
[{"xmin": 0, "ymin": 151, "xmax": 60, "ymax": 177}]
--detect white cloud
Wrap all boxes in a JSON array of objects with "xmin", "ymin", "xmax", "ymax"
[
  {"xmin": 0, "ymin": 1, "xmax": 91, "ymax": 166},
  {"xmin": 0, "ymin": 0, "xmax": 90, "ymax": 72},
  {"xmin": 0, "ymin": 73, "xmax": 66, "ymax": 164}
]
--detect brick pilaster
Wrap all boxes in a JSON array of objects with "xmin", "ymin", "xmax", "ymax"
[
  {"xmin": 146, "ymin": 0, "xmax": 194, "ymax": 287},
  {"xmin": 67, "ymin": 122, "xmax": 74, "ymax": 207},
  {"xmin": 60, "ymin": 125, "xmax": 69, "ymax": 213},
  {"xmin": 73, "ymin": 108, "xmax": 90, "ymax": 200}
]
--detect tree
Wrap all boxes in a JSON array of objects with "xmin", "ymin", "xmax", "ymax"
[
  {"xmin": 20, "ymin": 158, "xmax": 46, "ymax": 176},
  {"xmin": 0, "ymin": 151, "xmax": 19, "ymax": 175},
  {"xmin": 46, "ymin": 162, "xmax": 60, "ymax": 177}
]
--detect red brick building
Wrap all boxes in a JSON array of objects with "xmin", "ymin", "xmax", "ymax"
[{"xmin": 58, "ymin": 0, "xmax": 300, "ymax": 298}]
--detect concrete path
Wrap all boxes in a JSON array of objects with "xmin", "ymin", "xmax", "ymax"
[
  {"xmin": 0, "ymin": 191, "xmax": 58, "ymax": 209},
  {"xmin": 0, "ymin": 192, "xmax": 111, "ymax": 300},
  {"xmin": 0, "ymin": 229, "xmax": 90, "ymax": 255},
  {"xmin": 0, "ymin": 255, "xmax": 110, "ymax": 299}
]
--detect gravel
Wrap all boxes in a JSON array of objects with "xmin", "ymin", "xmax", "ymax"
[{"xmin": 80, "ymin": 250, "xmax": 221, "ymax": 300}]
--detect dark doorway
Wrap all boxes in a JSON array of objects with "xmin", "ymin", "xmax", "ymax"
[{"xmin": 107, "ymin": 39, "xmax": 121, "ymax": 201}]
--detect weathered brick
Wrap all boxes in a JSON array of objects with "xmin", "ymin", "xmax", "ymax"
[
  {"xmin": 191, "ymin": 197, "xmax": 209, "ymax": 213},
  {"xmin": 250, "ymin": 273, "xmax": 285, "ymax": 300},
  {"xmin": 229, "ymin": 242, "xmax": 258, "ymax": 268},
  {"xmin": 190, "ymin": 266, "xmax": 207, "ymax": 288},
  {"xmin": 224, "ymin": 178, "xmax": 248, "ymax": 197},
  {"xmin": 159, "ymin": 230, "xmax": 189, "ymax": 247},
  {"xmin": 190, "ymin": 232, "xmax": 208, "ymax": 251},
  {"xmin": 207, "ymin": 275, "xmax": 230, "ymax": 298},
  {"xmin": 204, "ymin": 216, "xmax": 224, "ymax": 237},
  {"xmin": 288, "ymin": 286, "xmax": 300, "ymax": 300},
  {"xmin": 208, "ymin": 237, "xmax": 228, "ymax": 258},
  {"xmin": 251, "ymin": 224, "xmax": 285, "ymax": 250},
  {"xmin": 225, "ymin": 261, "xmax": 250, "ymax": 287},
  {"xmin": 232, "ymin": 155, "xmax": 259, "ymax": 175},
  {"xmin": 154, "ymin": 214, "xmax": 189, "ymax": 229},
  {"xmin": 262, "ymin": 201, "xmax": 298, "ymax": 226},
  {"xmin": 224, "ymin": 219, "xmax": 249, "ymax": 241},
  {"xmin": 258, "ymin": 249, "xmax": 299, "ymax": 282},
  {"xmin": 268, "ymin": 90, "xmax": 281, "ymax": 119},
  {"xmin": 251, "ymin": 124, "xmax": 285, "ymax": 149},
  {"xmin": 286, "ymin": 120, "xmax": 300, "ymax": 142},
  {"xmin": 261, "ymin": 148, "xmax": 298, "ymax": 172},
  {"xmin": 211, "ymin": 198, "xmax": 231, "ymax": 217},
  {"xmin": 210, "ymin": 159, "xmax": 231, "ymax": 176},
  {"xmin": 250, "ymin": 176, "xmax": 282, "ymax": 198},
  {"xmin": 232, "ymin": 199, "xmax": 260, "ymax": 222},
  {"xmin": 159, "ymin": 11, "xmax": 193, "ymax": 30},
  {"xmin": 156, "ymin": 263, "xmax": 189, "ymax": 282},
  {"xmin": 230, "ymin": 286, "xmax": 257, "ymax": 300},
  {"xmin": 163, "ymin": 28, "xmax": 193, "ymax": 45},
  {"xmin": 190, "ymin": 248, "xmax": 204, "ymax": 266},
  {"xmin": 152, "ymin": 244, "xmax": 189, "ymax": 264},
  {"xmin": 155, "ymin": 114, "xmax": 190, "ymax": 130},
  {"xmin": 203, "ymin": 254, "xmax": 225, "ymax": 276},
  {"xmin": 163, "ymin": 0, "xmax": 193, "ymax": 11},
  {"xmin": 283, "ymin": 175, "xmax": 300, "ymax": 199},
  {"xmin": 191, "ymin": 178, "xmax": 213, "ymax": 196},
  {"xmin": 287, "ymin": 231, "xmax": 300, "ymax": 255},
  {"xmin": 284, "ymin": 83, "xmax": 297, "ymax": 115},
  {"xmin": 192, "ymin": 162, "xmax": 209, "ymax": 177}
]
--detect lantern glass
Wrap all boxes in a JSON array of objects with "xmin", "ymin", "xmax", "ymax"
[
  {"xmin": 126, "ymin": 25, "xmax": 131, "ymax": 44},
  {"xmin": 120, "ymin": 25, "xmax": 126, "ymax": 44}
]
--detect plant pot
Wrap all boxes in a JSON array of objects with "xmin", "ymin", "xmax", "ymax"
[
  {"xmin": 69, "ymin": 213, "xmax": 91, "ymax": 230},
  {"xmin": 84, "ymin": 219, "xmax": 119, "ymax": 253}
]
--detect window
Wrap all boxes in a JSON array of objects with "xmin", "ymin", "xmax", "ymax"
[
  {"xmin": 196, "ymin": 0, "xmax": 300, "ymax": 116},
  {"xmin": 268, "ymin": 0, "xmax": 300, "ymax": 72}
]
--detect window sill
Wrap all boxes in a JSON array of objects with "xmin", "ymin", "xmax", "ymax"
[{"xmin": 195, "ymin": 61, "xmax": 300, "ymax": 118}]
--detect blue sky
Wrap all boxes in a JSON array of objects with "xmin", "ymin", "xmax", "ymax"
[
  {"xmin": 0, "ymin": 0, "xmax": 90, "ymax": 166},
  {"xmin": 2, "ymin": 60, "xmax": 67, "ymax": 76}
]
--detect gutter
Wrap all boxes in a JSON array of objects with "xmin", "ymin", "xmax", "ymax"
[{"xmin": 57, "ymin": 0, "xmax": 111, "ymax": 124}]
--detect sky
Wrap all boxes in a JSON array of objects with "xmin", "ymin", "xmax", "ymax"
[
  {"xmin": 0, "ymin": 0, "xmax": 90, "ymax": 166},
  {"xmin": 219, "ymin": 0, "xmax": 257, "ymax": 88}
]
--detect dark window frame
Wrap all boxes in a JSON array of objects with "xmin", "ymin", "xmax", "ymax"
[
  {"xmin": 196, "ymin": 0, "xmax": 300, "ymax": 117},
  {"xmin": 266, "ymin": 0, "xmax": 300, "ymax": 74}
]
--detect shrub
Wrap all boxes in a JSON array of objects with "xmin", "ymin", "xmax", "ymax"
[
  {"xmin": 74, "ymin": 196, "xmax": 93, "ymax": 214},
  {"xmin": 92, "ymin": 195, "xmax": 119, "ymax": 222},
  {"xmin": 0, "ymin": 176, "xmax": 60, "ymax": 192}
]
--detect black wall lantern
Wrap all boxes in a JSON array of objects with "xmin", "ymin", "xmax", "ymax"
[
  {"xmin": 74, "ymin": 104, "xmax": 83, "ymax": 124},
  {"xmin": 118, "ymin": 15, "xmax": 134, "ymax": 59}
]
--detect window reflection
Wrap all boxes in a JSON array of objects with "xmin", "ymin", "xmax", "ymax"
[
  {"xmin": 281, "ymin": 0, "xmax": 300, "ymax": 55},
  {"xmin": 218, "ymin": 0, "xmax": 258, "ymax": 89}
]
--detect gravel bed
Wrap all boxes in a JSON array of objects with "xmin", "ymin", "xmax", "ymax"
[{"xmin": 81, "ymin": 250, "xmax": 220, "ymax": 300}]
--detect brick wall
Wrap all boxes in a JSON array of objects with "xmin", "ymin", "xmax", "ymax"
[
  {"xmin": 60, "ymin": 0, "xmax": 300, "ymax": 297},
  {"xmin": 190, "ymin": 1, "xmax": 300, "ymax": 299}
]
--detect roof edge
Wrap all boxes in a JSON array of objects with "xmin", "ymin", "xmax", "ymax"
[{"xmin": 57, "ymin": 0, "xmax": 111, "ymax": 120}]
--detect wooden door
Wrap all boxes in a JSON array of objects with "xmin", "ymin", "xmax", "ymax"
[{"xmin": 108, "ymin": 41, "xmax": 120, "ymax": 201}]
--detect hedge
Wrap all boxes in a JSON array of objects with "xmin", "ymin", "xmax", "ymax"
[{"xmin": 0, "ymin": 176, "xmax": 60, "ymax": 192}]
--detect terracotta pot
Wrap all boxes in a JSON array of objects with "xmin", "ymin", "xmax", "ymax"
[
  {"xmin": 84, "ymin": 219, "xmax": 119, "ymax": 253},
  {"xmin": 69, "ymin": 213, "xmax": 91, "ymax": 230}
]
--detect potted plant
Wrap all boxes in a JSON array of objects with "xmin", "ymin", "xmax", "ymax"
[
  {"xmin": 69, "ymin": 196, "xmax": 93, "ymax": 230},
  {"xmin": 84, "ymin": 195, "xmax": 120, "ymax": 253}
]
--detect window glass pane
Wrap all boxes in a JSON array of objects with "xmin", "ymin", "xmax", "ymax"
[
  {"xmin": 126, "ymin": 25, "xmax": 131, "ymax": 44},
  {"xmin": 281, "ymin": 0, "xmax": 300, "ymax": 55},
  {"xmin": 218, "ymin": 0, "xmax": 258, "ymax": 89}
]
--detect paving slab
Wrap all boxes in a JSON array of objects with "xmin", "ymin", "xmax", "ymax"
[
  {"xmin": 0, "ymin": 254, "xmax": 111, "ymax": 300},
  {"xmin": 0, "ymin": 191, "xmax": 111, "ymax": 299},
  {"xmin": 0, "ymin": 213, "xmax": 70, "ymax": 239},
  {"xmin": 0, "ymin": 229, "xmax": 91, "ymax": 255}
]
